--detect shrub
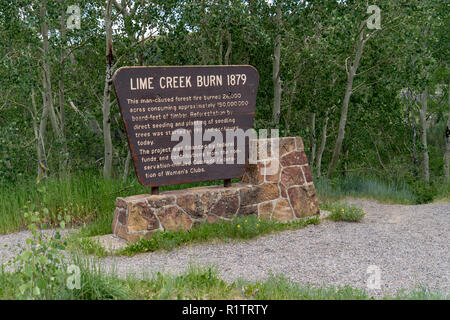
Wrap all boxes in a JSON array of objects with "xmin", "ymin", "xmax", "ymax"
[
  {"xmin": 409, "ymin": 180, "xmax": 439, "ymax": 204},
  {"xmin": 6, "ymin": 207, "xmax": 71, "ymax": 299}
]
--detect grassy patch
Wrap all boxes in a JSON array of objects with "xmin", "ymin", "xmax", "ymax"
[
  {"xmin": 127, "ymin": 265, "xmax": 239, "ymax": 300},
  {"xmin": 0, "ymin": 173, "xmax": 232, "ymax": 235},
  {"xmin": 2, "ymin": 264, "xmax": 445, "ymax": 300},
  {"xmin": 119, "ymin": 215, "xmax": 320, "ymax": 256},
  {"xmin": 127, "ymin": 267, "xmax": 449, "ymax": 300},
  {"xmin": 0, "ymin": 256, "xmax": 131, "ymax": 300},
  {"xmin": 321, "ymin": 202, "xmax": 366, "ymax": 222},
  {"xmin": 66, "ymin": 236, "xmax": 109, "ymax": 258},
  {"xmin": 316, "ymin": 174, "xmax": 450, "ymax": 205},
  {"xmin": 238, "ymin": 273, "xmax": 370, "ymax": 300}
]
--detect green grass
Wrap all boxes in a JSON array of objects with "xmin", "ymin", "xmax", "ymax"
[
  {"xmin": 127, "ymin": 265, "xmax": 238, "ymax": 300},
  {"xmin": 0, "ymin": 255, "xmax": 132, "ymax": 300},
  {"xmin": 315, "ymin": 175, "xmax": 417, "ymax": 204},
  {"xmin": 66, "ymin": 236, "xmax": 109, "ymax": 258},
  {"xmin": 119, "ymin": 214, "xmax": 320, "ymax": 256},
  {"xmin": 237, "ymin": 273, "xmax": 370, "ymax": 300},
  {"xmin": 1, "ymin": 264, "xmax": 446, "ymax": 300},
  {"xmin": 321, "ymin": 201, "xmax": 366, "ymax": 222}
]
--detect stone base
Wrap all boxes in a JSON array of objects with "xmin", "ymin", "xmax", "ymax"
[{"xmin": 112, "ymin": 136, "xmax": 320, "ymax": 242}]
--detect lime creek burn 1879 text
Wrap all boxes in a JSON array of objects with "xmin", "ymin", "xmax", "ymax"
[{"xmin": 129, "ymin": 74, "xmax": 247, "ymax": 90}]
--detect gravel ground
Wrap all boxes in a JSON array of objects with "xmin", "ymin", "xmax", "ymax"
[
  {"xmin": 0, "ymin": 229, "xmax": 72, "ymax": 268},
  {"xmin": 1, "ymin": 199, "xmax": 449, "ymax": 297}
]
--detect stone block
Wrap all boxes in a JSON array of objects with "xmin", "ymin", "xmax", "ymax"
[
  {"xmin": 280, "ymin": 166, "xmax": 305, "ymax": 188},
  {"xmin": 156, "ymin": 205, "xmax": 192, "ymax": 231},
  {"xmin": 239, "ymin": 183, "xmax": 279, "ymax": 206},
  {"xmin": 288, "ymin": 185, "xmax": 320, "ymax": 218},
  {"xmin": 272, "ymin": 198, "xmax": 294, "ymax": 221}
]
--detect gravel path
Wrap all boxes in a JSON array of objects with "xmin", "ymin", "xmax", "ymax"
[{"xmin": 1, "ymin": 199, "xmax": 449, "ymax": 297}]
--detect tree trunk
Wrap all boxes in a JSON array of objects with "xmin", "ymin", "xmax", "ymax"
[
  {"xmin": 444, "ymin": 87, "xmax": 450, "ymax": 181},
  {"xmin": 218, "ymin": 30, "xmax": 224, "ymax": 65},
  {"xmin": 309, "ymin": 112, "xmax": 316, "ymax": 167},
  {"xmin": 327, "ymin": 21, "xmax": 366, "ymax": 178},
  {"xmin": 315, "ymin": 111, "xmax": 328, "ymax": 176},
  {"xmin": 419, "ymin": 87, "xmax": 429, "ymax": 182},
  {"xmin": 58, "ymin": 0, "xmax": 68, "ymax": 172},
  {"xmin": 31, "ymin": 89, "xmax": 48, "ymax": 181},
  {"xmin": 407, "ymin": 88, "xmax": 419, "ymax": 172},
  {"xmin": 41, "ymin": 0, "xmax": 66, "ymax": 175},
  {"xmin": 272, "ymin": 4, "xmax": 282, "ymax": 125},
  {"xmin": 103, "ymin": 0, "xmax": 114, "ymax": 179},
  {"xmin": 224, "ymin": 31, "xmax": 232, "ymax": 65},
  {"xmin": 285, "ymin": 80, "xmax": 297, "ymax": 132}
]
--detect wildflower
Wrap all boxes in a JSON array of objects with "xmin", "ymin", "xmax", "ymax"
[
  {"xmin": 256, "ymin": 224, "xmax": 259, "ymax": 227},
  {"xmin": 245, "ymin": 220, "xmax": 248, "ymax": 223},
  {"xmin": 237, "ymin": 225, "xmax": 241, "ymax": 228}
]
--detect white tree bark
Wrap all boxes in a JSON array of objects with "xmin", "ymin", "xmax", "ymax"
[
  {"xmin": 31, "ymin": 89, "xmax": 48, "ymax": 181},
  {"xmin": 58, "ymin": 0, "xmax": 68, "ymax": 171},
  {"xmin": 103, "ymin": 0, "xmax": 114, "ymax": 179},
  {"xmin": 315, "ymin": 111, "xmax": 328, "ymax": 176},
  {"xmin": 272, "ymin": 4, "xmax": 282, "ymax": 124},
  {"xmin": 224, "ymin": 31, "xmax": 232, "ymax": 65},
  {"xmin": 309, "ymin": 112, "xmax": 316, "ymax": 167},
  {"xmin": 327, "ymin": 21, "xmax": 366, "ymax": 178}
]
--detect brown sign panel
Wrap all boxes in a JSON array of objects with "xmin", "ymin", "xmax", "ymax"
[{"xmin": 112, "ymin": 65, "xmax": 259, "ymax": 187}]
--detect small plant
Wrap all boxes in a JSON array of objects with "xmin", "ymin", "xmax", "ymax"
[
  {"xmin": 323, "ymin": 202, "xmax": 366, "ymax": 222},
  {"xmin": 409, "ymin": 180, "xmax": 438, "ymax": 204},
  {"xmin": 66, "ymin": 237, "xmax": 108, "ymax": 258}
]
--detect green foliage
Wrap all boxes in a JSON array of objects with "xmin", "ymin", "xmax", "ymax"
[
  {"xmin": 1, "ymin": 256, "xmax": 132, "ymax": 300},
  {"xmin": 6, "ymin": 208, "xmax": 70, "ymax": 299},
  {"xmin": 0, "ymin": 173, "xmax": 228, "ymax": 235},
  {"xmin": 1, "ymin": 263, "xmax": 446, "ymax": 300},
  {"xmin": 388, "ymin": 287, "xmax": 448, "ymax": 300},
  {"xmin": 120, "ymin": 215, "xmax": 320, "ymax": 256},
  {"xmin": 240, "ymin": 273, "xmax": 370, "ymax": 300},
  {"xmin": 0, "ymin": 0, "xmax": 448, "ymax": 189},
  {"xmin": 130, "ymin": 265, "xmax": 236, "ymax": 300},
  {"xmin": 315, "ymin": 175, "xmax": 417, "ymax": 204},
  {"xmin": 321, "ymin": 202, "xmax": 366, "ymax": 222},
  {"xmin": 408, "ymin": 179, "xmax": 439, "ymax": 204},
  {"xmin": 66, "ymin": 237, "xmax": 108, "ymax": 258},
  {"xmin": 56, "ymin": 255, "xmax": 131, "ymax": 300}
]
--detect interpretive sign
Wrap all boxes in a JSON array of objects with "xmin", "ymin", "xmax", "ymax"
[{"xmin": 112, "ymin": 65, "xmax": 259, "ymax": 187}]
